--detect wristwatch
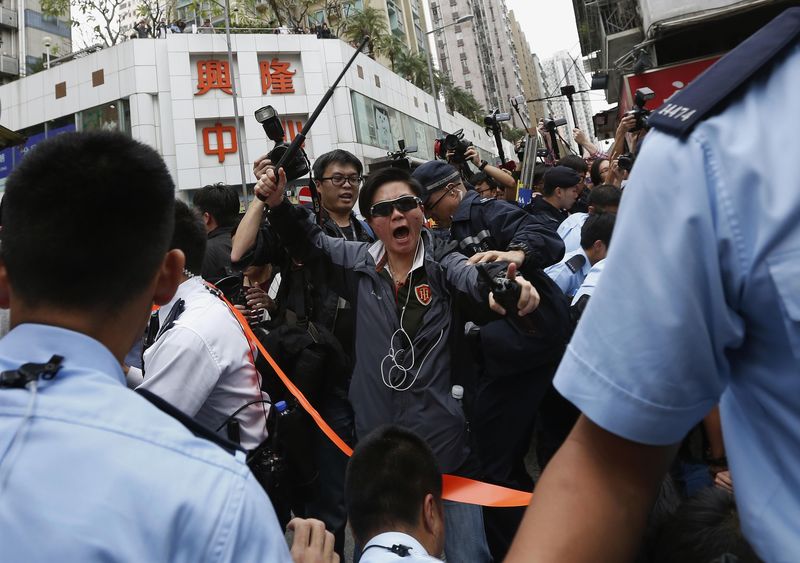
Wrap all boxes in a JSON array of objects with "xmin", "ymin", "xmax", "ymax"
[{"xmin": 478, "ymin": 160, "xmax": 489, "ymax": 171}]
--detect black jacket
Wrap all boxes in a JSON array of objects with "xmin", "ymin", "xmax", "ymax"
[
  {"xmin": 523, "ymin": 196, "xmax": 569, "ymax": 232},
  {"xmin": 202, "ymin": 226, "xmax": 234, "ymax": 284}
]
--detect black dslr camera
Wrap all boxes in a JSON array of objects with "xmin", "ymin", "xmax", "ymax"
[
  {"xmin": 435, "ymin": 129, "xmax": 473, "ymax": 164},
  {"xmin": 625, "ymin": 87, "xmax": 655, "ymax": 132},
  {"xmin": 618, "ymin": 152, "xmax": 636, "ymax": 172},
  {"xmin": 254, "ymin": 105, "xmax": 309, "ymax": 181}
]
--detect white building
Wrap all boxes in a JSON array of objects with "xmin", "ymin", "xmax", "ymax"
[
  {"xmin": 0, "ymin": 34, "xmax": 512, "ymax": 197},
  {"xmin": 541, "ymin": 50, "xmax": 596, "ymax": 148}
]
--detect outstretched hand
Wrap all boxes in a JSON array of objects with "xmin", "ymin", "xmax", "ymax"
[{"xmin": 488, "ymin": 263, "xmax": 540, "ymax": 317}]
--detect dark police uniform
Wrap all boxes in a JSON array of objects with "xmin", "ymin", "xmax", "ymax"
[
  {"xmin": 448, "ymin": 190, "xmax": 571, "ymax": 561},
  {"xmin": 523, "ymin": 196, "xmax": 569, "ymax": 231}
]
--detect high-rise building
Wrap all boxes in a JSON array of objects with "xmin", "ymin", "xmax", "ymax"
[
  {"xmin": 541, "ymin": 50, "xmax": 595, "ymax": 144},
  {"xmin": 428, "ymin": 0, "xmax": 528, "ymax": 129},
  {"xmin": 0, "ymin": 0, "xmax": 71, "ymax": 83},
  {"xmin": 508, "ymin": 10, "xmax": 545, "ymax": 126}
]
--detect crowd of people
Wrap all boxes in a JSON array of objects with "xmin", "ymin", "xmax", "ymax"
[
  {"xmin": 129, "ymin": 17, "xmax": 336, "ymax": 39},
  {"xmin": 1, "ymin": 7, "xmax": 798, "ymax": 563}
]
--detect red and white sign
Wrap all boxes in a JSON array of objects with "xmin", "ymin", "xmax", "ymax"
[
  {"xmin": 620, "ymin": 55, "xmax": 721, "ymax": 117},
  {"xmin": 297, "ymin": 186, "xmax": 313, "ymax": 205}
]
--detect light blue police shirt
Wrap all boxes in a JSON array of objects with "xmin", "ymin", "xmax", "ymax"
[
  {"xmin": 571, "ymin": 259, "xmax": 605, "ymax": 305},
  {"xmin": 554, "ymin": 42, "xmax": 800, "ymax": 561},
  {"xmin": 544, "ymin": 247, "xmax": 592, "ymax": 297},
  {"xmin": 556, "ymin": 212, "xmax": 587, "ymax": 254},
  {"xmin": 0, "ymin": 324, "xmax": 291, "ymax": 562}
]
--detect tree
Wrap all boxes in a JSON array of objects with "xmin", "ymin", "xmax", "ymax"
[
  {"xmin": 395, "ymin": 51, "xmax": 430, "ymax": 90},
  {"xmin": 42, "ymin": 0, "xmax": 125, "ymax": 47},
  {"xmin": 441, "ymin": 79, "xmax": 484, "ymax": 123},
  {"xmin": 343, "ymin": 5, "xmax": 388, "ymax": 58},
  {"xmin": 502, "ymin": 124, "xmax": 526, "ymax": 144},
  {"xmin": 376, "ymin": 33, "xmax": 406, "ymax": 72},
  {"xmin": 137, "ymin": 0, "xmax": 177, "ymax": 34}
]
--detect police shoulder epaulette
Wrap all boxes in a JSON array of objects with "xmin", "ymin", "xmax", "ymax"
[
  {"xmin": 648, "ymin": 7, "xmax": 800, "ymax": 137},
  {"xmin": 478, "ymin": 197, "xmax": 493, "ymax": 204},
  {"xmin": 566, "ymin": 254, "xmax": 586, "ymax": 273}
]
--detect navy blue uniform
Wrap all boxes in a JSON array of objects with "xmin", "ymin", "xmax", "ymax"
[{"xmin": 449, "ymin": 191, "xmax": 571, "ymax": 561}]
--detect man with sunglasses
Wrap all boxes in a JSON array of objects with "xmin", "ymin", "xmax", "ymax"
[
  {"xmin": 412, "ymin": 159, "xmax": 571, "ymax": 561},
  {"xmin": 256, "ymin": 165, "xmax": 541, "ymax": 563},
  {"xmin": 231, "ymin": 149, "xmax": 373, "ymax": 559}
]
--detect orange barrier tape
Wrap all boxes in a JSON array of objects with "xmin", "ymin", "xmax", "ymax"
[{"xmin": 222, "ymin": 295, "xmax": 532, "ymax": 508}]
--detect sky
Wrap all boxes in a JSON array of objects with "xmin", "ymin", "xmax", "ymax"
[{"xmin": 504, "ymin": 0, "xmax": 612, "ymax": 114}]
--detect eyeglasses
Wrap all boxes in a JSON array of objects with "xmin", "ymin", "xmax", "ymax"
[
  {"xmin": 319, "ymin": 174, "xmax": 362, "ymax": 187},
  {"xmin": 369, "ymin": 195, "xmax": 421, "ymax": 218},
  {"xmin": 426, "ymin": 183, "xmax": 459, "ymax": 212}
]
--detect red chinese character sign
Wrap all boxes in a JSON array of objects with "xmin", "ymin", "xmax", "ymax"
[
  {"xmin": 282, "ymin": 118, "xmax": 305, "ymax": 142},
  {"xmin": 196, "ymin": 60, "xmax": 233, "ymax": 95},
  {"xmin": 203, "ymin": 122, "xmax": 237, "ymax": 163},
  {"xmin": 261, "ymin": 58, "xmax": 296, "ymax": 94}
]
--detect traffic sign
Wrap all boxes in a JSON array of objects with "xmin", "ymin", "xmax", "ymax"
[{"xmin": 297, "ymin": 186, "xmax": 313, "ymax": 205}]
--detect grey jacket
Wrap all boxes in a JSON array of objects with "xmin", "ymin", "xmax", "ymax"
[{"xmin": 269, "ymin": 200, "xmax": 499, "ymax": 473}]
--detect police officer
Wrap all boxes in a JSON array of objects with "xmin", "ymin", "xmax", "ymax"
[
  {"xmin": 506, "ymin": 8, "xmax": 800, "ymax": 562},
  {"xmin": 545, "ymin": 213, "xmax": 615, "ymax": 298},
  {"xmin": 412, "ymin": 160, "xmax": 570, "ymax": 561},
  {"xmin": 523, "ymin": 166, "xmax": 582, "ymax": 231},
  {"xmin": 0, "ymin": 131, "xmax": 310, "ymax": 562}
]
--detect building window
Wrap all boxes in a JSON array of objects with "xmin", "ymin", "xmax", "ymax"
[
  {"xmin": 457, "ymin": 39, "xmax": 463, "ymax": 47},
  {"xmin": 451, "ymin": 11, "xmax": 458, "ymax": 20},
  {"xmin": 465, "ymin": 80, "xmax": 472, "ymax": 89},
  {"xmin": 374, "ymin": 75, "xmax": 380, "ymax": 88},
  {"xmin": 453, "ymin": 24, "xmax": 461, "ymax": 32}
]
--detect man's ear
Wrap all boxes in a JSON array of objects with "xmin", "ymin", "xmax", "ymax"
[
  {"xmin": 0, "ymin": 260, "xmax": 11, "ymax": 309},
  {"xmin": 422, "ymin": 493, "xmax": 440, "ymax": 534},
  {"xmin": 153, "ymin": 249, "xmax": 185, "ymax": 306}
]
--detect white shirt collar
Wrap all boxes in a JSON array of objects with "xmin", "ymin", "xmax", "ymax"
[
  {"xmin": 363, "ymin": 531, "xmax": 433, "ymax": 558},
  {"xmin": 157, "ymin": 276, "xmax": 205, "ymax": 324},
  {"xmin": 368, "ymin": 237, "xmax": 426, "ymax": 277}
]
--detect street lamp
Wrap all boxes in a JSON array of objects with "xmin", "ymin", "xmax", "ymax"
[
  {"xmin": 42, "ymin": 36, "xmax": 52, "ymax": 69},
  {"xmin": 424, "ymin": 14, "xmax": 474, "ymax": 136}
]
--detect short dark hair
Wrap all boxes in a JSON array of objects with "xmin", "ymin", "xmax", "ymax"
[
  {"xmin": 358, "ymin": 167, "xmax": 423, "ymax": 219},
  {"xmin": 590, "ymin": 158, "xmax": 609, "ymax": 186},
  {"xmin": 580, "ymin": 212, "xmax": 615, "ymax": 250},
  {"xmin": 192, "ymin": 183, "xmax": 240, "ymax": 228},
  {"xmin": 1, "ymin": 131, "xmax": 175, "ymax": 310},
  {"xmin": 345, "ymin": 425, "xmax": 442, "ymax": 544},
  {"xmin": 469, "ymin": 172, "xmax": 496, "ymax": 188},
  {"xmin": 558, "ymin": 154, "xmax": 588, "ymax": 174},
  {"xmin": 312, "ymin": 149, "xmax": 363, "ymax": 179},
  {"xmin": 171, "ymin": 200, "xmax": 207, "ymax": 275},
  {"xmin": 533, "ymin": 163, "xmax": 550, "ymax": 186},
  {"xmin": 588, "ymin": 184, "xmax": 622, "ymax": 211},
  {"xmin": 653, "ymin": 487, "xmax": 759, "ymax": 563}
]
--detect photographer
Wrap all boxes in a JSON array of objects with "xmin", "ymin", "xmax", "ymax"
[
  {"xmin": 231, "ymin": 149, "xmax": 374, "ymax": 559},
  {"xmin": 258, "ymin": 164, "xmax": 542, "ymax": 563},
  {"xmin": 446, "ymin": 146, "xmax": 516, "ymax": 193}
]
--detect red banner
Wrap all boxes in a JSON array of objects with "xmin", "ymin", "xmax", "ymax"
[{"xmin": 620, "ymin": 55, "xmax": 721, "ymax": 116}]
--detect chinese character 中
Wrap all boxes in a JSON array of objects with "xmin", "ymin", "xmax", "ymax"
[
  {"xmin": 196, "ymin": 60, "xmax": 233, "ymax": 96},
  {"xmin": 203, "ymin": 122, "xmax": 237, "ymax": 163},
  {"xmin": 260, "ymin": 58, "xmax": 296, "ymax": 94}
]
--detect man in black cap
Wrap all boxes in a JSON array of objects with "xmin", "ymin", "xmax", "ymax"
[
  {"xmin": 412, "ymin": 159, "xmax": 571, "ymax": 561},
  {"xmin": 523, "ymin": 166, "xmax": 582, "ymax": 231}
]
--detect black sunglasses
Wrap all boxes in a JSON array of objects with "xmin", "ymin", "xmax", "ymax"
[{"xmin": 369, "ymin": 195, "xmax": 421, "ymax": 218}]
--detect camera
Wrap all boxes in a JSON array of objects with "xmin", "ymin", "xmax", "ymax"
[
  {"xmin": 254, "ymin": 105, "xmax": 309, "ymax": 181},
  {"xmin": 484, "ymin": 109, "xmax": 511, "ymax": 129},
  {"xmin": 435, "ymin": 129, "xmax": 473, "ymax": 164},
  {"xmin": 368, "ymin": 139, "xmax": 419, "ymax": 173},
  {"xmin": 543, "ymin": 117, "xmax": 568, "ymax": 132},
  {"xmin": 618, "ymin": 152, "xmax": 635, "ymax": 172},
  {"xmin": 624, "ymin": 87, "xmax": 655, "ymax": 132}
]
